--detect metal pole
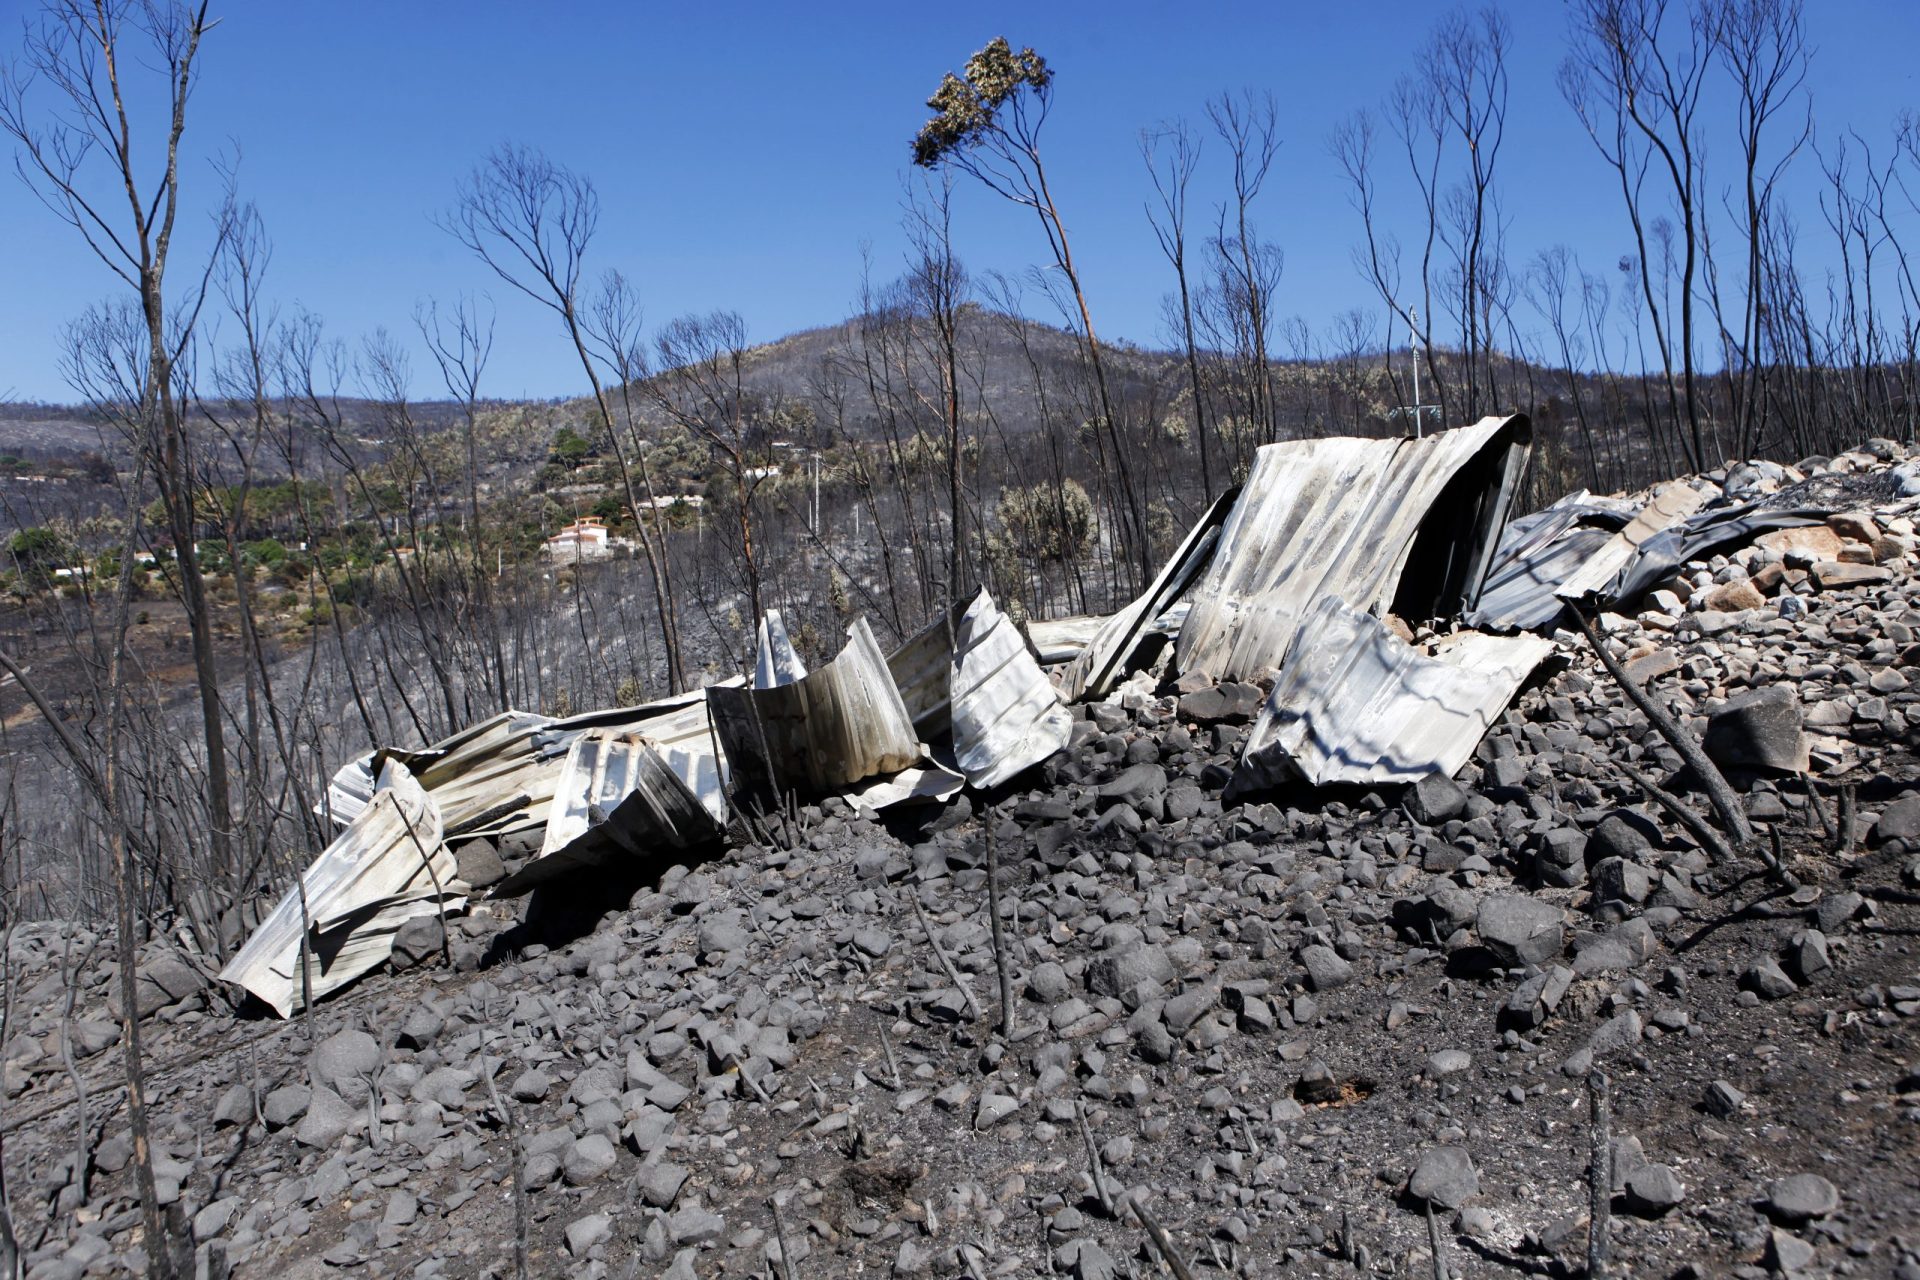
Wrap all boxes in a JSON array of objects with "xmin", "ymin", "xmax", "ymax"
[{"xmin": 1410, "ymin": 307, "xmax": 1422, "ymax": 439}]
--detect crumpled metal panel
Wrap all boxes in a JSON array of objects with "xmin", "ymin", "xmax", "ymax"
[
  {"xmin": 1233, "ymin": 595, "xmax": 1555, "ymax": 790},
  {"xmin": 1603, "ymin": 476, "xmax": 1867, "ymax": 602},
  {"xmin": 1464, "ymin": 491, "xmax": 1634, "ymax": 633},
  {"xmin": 320, "ymin": 691, "xmax": 732, "ymax": 835},
  {"xmin": 1026, "ymin": 614, "xmax": 1104, "ymax": 665},
  {"xmin": 322, "ymin": 752, "xmax": 379, "ymax": 828},
  {"xmin": 1028, "ymin": 603, "xmax": 1191, "ymax": 665},
  {"xmin": 221, "ymin": 761, "xmax": 462, "ymax": 1017},
  {"xmin": 949, "ymin": 589, "xmax": 1073, "ymax": 789},
  {"xmin": 1062, "ymin": 487, "xmax": 1240, "ymax": 701},
  {"xmin": 490, "ymin": 729, "xmax": 724, "ymax": 896},
  {"xmin": 842, "ymin": 762, "xmax": 967, "ymax": 811},
  {"xmin": 888, "ymin": 604, "xmax": 960, "ymax": 738},
  {"xmin": 1554, "ymin": 481, "xmax": 1708, "ymax": 602},
  {"xmin": 1177, "ymin": 416, "xmax": 1530, "ymax": 683},
  {"xmin": 754, "ymin": 609, "xmax": 808, "ymax": 688},
  {"xmin": 709, "ymin": 617, "xmax": 920, "ymax": 801}
]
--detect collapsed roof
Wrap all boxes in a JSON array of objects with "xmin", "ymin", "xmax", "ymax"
[{"xmin": 225, "ymin": 414, "xmax": 1888, "ymax": 1015}]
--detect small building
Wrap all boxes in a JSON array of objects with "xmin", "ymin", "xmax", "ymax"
[{"xmin": 544, "ymin": 516, "xmax": 612, "ymax": 562}]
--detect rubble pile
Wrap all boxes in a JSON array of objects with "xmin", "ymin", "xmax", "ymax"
[{"xmin": 6, "ymin": 422, "xmax": 1920, "ymax": 1278}]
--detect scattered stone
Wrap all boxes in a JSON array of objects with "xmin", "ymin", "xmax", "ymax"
[
  {"xmin": 1624, "ymin": 1164, "xmax": 1686, "ymax": 1215},
  {"xmin": 310, "ymin": 1029, "xmax": 379, "ymax": 1089},
  {"xmin": 1408, "ymin": 1146, "xmax": 1479, "ymax": 1209},
  {"xmin": 1477, "ymin": 895, "xmax": 1564, "ymax": 966},
  {"xmin": 1404, "ymin": 773, "xmax": 1468, "ymax": 825},
  {"xmin": 1299, "ymin": 944, "xmax": 1353, "ymax": 992},
  {"xmin": 1765, "ymin": 1173, "xmax": 1840, "ymax": 1224},
  {"xmin": 1743, "ymin": 958, "xmax": 1798, "ymax": 1000},
  {"xmin": 566, "ymin": 1212, "xmax": 612, "ymax": 1256},
  {"xmin": 564, "ymin": 1133, "xmax": 619, "ymax": 1185},
  {"xmin": 1703, "ymin": 1080, "xmax": 1746, "ymax": 1118},
  {"xmin": 1769, "ymin": 1228, "xmax": 1817, "ymax": 1274},
  {"xmin": 1703, "ymin": 685, "xmax": 1809, "ymax": 773},
  {"xmin": 1178, "ymin": 682, "xmax": 1262, "ymax": 725},
  {"xmin": 975, "ymin": 1092, "xmax": 1020, "ymax": 1130}
]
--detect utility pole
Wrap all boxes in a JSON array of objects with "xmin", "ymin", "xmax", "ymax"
[{"xmin": 1390, "ymin": 305, "xmax": 1441, "ymax": 437}]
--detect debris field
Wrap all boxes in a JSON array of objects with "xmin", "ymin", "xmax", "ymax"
[{"xmin": 7, "ymin": 416, "xmax": 1920, "ymax": 1279}]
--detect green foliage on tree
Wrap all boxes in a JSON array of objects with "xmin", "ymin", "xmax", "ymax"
[
  {"xmin": 550, "ymin": 425, "xmax": 591, "ymax": 469},
  {"xmin": 591, "ymin": 493, "xmax": 627, "ymax": 526},
  {"xmin": 911, "ymin": 37, "xmax": 1052, "ymax": 168},
  {"xmin": 994, "ymin": 479, "xmax": 1096, "ymax": 563},
  {"xmin": 7, "ymin": 525, "xmax": 68, "ymax": 584}
]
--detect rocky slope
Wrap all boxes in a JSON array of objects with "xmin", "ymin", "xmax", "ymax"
[{"xmin": 8, "ymin": 460, "xmax": 1920, "ymax": 1280}]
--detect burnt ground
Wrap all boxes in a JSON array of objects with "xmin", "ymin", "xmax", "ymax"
[
  {"xmin": 4, "ymin": 714, "xmax": 1919, "ymax": 1278},
  {"xmin": 8, "ymin": 491, "xmax": 1920, "ymax": 1278}
]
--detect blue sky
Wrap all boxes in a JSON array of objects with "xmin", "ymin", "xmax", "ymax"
[{"xmin": 2, "ymin": 0, "xmax": 1917, "ymax": 403}]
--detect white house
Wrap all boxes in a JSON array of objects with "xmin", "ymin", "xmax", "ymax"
[{"xmin": 544, "ymin": 516, "xmax": 612, "ymax": 562}]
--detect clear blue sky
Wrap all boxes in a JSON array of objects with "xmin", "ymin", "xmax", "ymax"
[{"xmin": 2, "ymin": 0, "xmax": 1916, "ymax": 403}]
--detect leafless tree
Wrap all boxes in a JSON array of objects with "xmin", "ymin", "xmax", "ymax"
[
  {"xmin": 442, "ymin": 144, "xmax": 687, "ymax": 693},
  {"xmin": 1, "ymin": 0, "xmax": 238, "ymax": 892},
  {"xmin": 903, "ymin": 175, "xmax": 974, "ymax": 602},
  {"xmin": 649, "ymin": 309, "xmax": 768, "ymax": 630},
  {"xmin": 1562, "ymin": 0, "xmax": 1713, "ymax": 467},
  {"xmin": 1430, "ymin": 7, "xmax": 1511, "ymax": 418},
  {"xmin": 1205, "ymin": 91, "xmax": 1283, "ymax": 443},
  {"xmin": 913, "ymin": 38, "xmax": 1149, "ymax": 588},
  {"xmin": 418, "ymin": 295, "xmax": 513, "ymax": 713},
  {"xmin": 1141, "ymin": 120, "xmax": 1214, "ymax": 498},
  {"xmin": 1704, "ymin": 0, "xmax": 1810, "ymax": 457}
]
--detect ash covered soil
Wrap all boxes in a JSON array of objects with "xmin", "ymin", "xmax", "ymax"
[{"xmin": 10, "ymin": 502, "xmax": 1920, "ymax": 1279}]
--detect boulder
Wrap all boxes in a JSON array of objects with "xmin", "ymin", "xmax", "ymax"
[
  {"xmin": 1477, "ymin": 895, "xmax": 1565, "ymax": 967},
  {"xmin": 1177, "ymin": 683, "xmax": 1263, "ymax": 725},
  {"xmin": 1703, "ymin": 685, "xmax": 1809, "ymax": 773},
  {"xmin": 310, "ymin": 1029, "xmax": 379, "ymax": 1089},
  {"xmin": 1703, "ymin": 579, "xmax": 1765, "ymax": 612},
  {"xmin": 454, "ymin": 839, "xmax": 506, "ymax": 889},
  {"xmin": 1404, "ymin": 773, "xmax": 1468, "ymax": 825},
  {"xmin": 1409, "ymin": 1146, "xmax": 1479, "ymax": 1208},
  {"xmin": 1872, "ymin": 793, "xmax": 1920, "ymax": 846},
  {"xmin": 1756, "ymin": 526, "xmax": 1844, "ymax": 559},
  {"xmin": 1086, "ymin": 943, "xmax": 1174, "ymax": 1000}
]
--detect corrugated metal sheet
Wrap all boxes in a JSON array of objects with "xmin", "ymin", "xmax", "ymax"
[
  {"xmin": 949, "ymin": 589, "xmax": 1072, "ymax": 789},
  {"xmin": 1233, "ymin": 595, "xmax": 1555, "ymax": 790},
  {"xmin": 1608, "ymin": 500, "xmax": 1836, "ymax": 603},
  {"xmin": 491, "ymin": 729, "xmax": 723, "ymax": 896},
  {"xmin": 709, "ymin": 617, "xmax": 921, "ymax": 801},
  {"xmin": 1028, "ymin": 603, "xmax": 1191, "ymax": 665},
  {"xmin": 888, "ymin": 605, "xmax": 959, "ymax": 738},
  {"xmin": 1464, "ymin": 492, "xmax": 1635, "ymax": 633},
  {"xmin": 1026, "ymin": 614, "xmax": 1104, "ymax": 665},
  {"xmin": 754, "ymin": 609, "xmax": 808, "ymax": 688},
  {"xmin": 1176, "ymin": 416, "xmax": 1531, "ymax": 683},
  {"xmin": 1554, "ymin": 480, "xmax": 1707, "ymax": 602},
  {"xmin": 321, "ymin": 691, "xmax": 731, "ymax": 836},
  {"xmin": 220, "ymin": 761, "xmax": 462, "ymax": 1017},
  {"xmin": 842, "ymin": 762, "xmax": 966, "ymax": 811},
  {"xmin": 323, "ymin": 752, "xmax": 379, "ymax": 828},
  {"xmin": 882, "ymin": 589, "xmax": 1071, "ymax": 789},
  {"xmin": 1062, "ymin": 487, "xmax": 1240, "ymax": 701}
]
